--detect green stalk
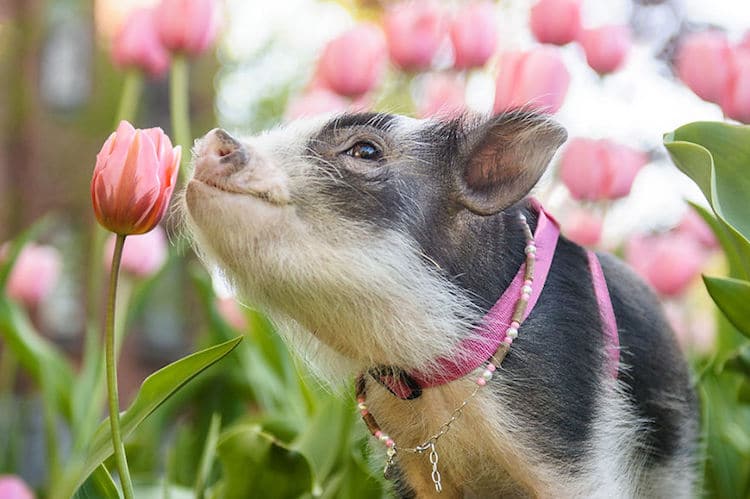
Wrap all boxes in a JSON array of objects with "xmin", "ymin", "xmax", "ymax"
[
  {"xmin": 170, "ymin": 55, "xmax": 192, "ymax": 183},
  {"xmin": 115, "ymin": 71, "xmax": 144, "ymax": 129},
  {"xmin": 105, "ymin": 234, "xmax": 134, "ymax": 499}
]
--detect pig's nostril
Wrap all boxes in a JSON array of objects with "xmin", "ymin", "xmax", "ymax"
[
  {"xmin": 217, "ymin": 146, "xmax": 233, "ymax": 157},
  {"xmin": 208, "ymin": 128, "xmax": 243, "ymax": 158}
]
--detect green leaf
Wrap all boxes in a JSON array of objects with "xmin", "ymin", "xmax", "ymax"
[
  {"xmin": 215, "ymin": 424, "xmax": 314, "ymax": 499},
  {"xmin": 194, "ymin": 413, "xmax": 222, "ymax": 499},
  {"xmin": 73, "ymin": 465, "xmax": 121, "ymax": 499},
  {"xmin": 703, "ymin": 276, "xmax": 750, "ymax": 338},
  {"xmin": 73, "ymin": 336, "xmax": 243, "ymax": 493}
]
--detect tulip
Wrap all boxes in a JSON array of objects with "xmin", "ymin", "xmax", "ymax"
[
  {"xmin": 721, "ymin": 48, "xmax": 750, "ymax": 124},
  {"xmin": 625, "ymin": 232, "xmax": 708, "ymax": 297},
  {"xmin": 0, "ymin": 475, "xmax": 34, "ymax": 499},
  {"xmin": 92, "ymin": 121, "xmax": 181, "ymax": 235},
  {"xmin": 559, "ymin": 138, "xmax": 647, "ymax": 201},
  {"xmin": 384, "ymin": 1, "xmax": 446, "ymax": 71},
  {"xmin": 450, "ymin": 2, "xmax": 497, "ymax": 69},
  {"xmin": 417, "ymin": 74, "xmax": 466, "ymax": 118},
  {"xmin": 578, "ymin": 25, "xmax": 631, "ymax": 75},
  {"xmin": 675, "ymin": 31, "xmax": 732, "ymax": 104},
  {"xmin": 316, "ymin": 24, "xmax": 387, "ymax": 97},
  {"xmin": 3, "ymin": 244, "xmax": 61, "ymax": 309},
  {"xmin": 285, "ymin": 89, "xmax": 351, "ymax": 119},
  {"xmin": 216, "ymin": 297, "xmax": 248, "ymax": 331},
  {"xmin": 104, "ymin": 226, "xmax": 167, "ymax": 278},
  {"xmin": 494, "ymin": 48, "xmax": 570, "ymax": 114},
  {"xmin": 155, "ymin": 0, "xmax": 219, "ymax": 57},
  {"xmin": 529, "ymin": 0, "xmax": 581, "ymax": 46},
  {"xmin": 563, "ymin": 209, "xmax": 603, "ymax": 247},
  {"xmin": 111, "ymin": 7, "xmax": 170, "ymax": 78},
  {"xmin": 676, "ymin": 209, "xmax": 719, "ymax": 250}
]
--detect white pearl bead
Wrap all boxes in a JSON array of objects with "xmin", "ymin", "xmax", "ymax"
[
  {"xmin": 380, "ymin": 434, "xmax": 390, "ymax": 442},
  {"xmin": 482, "ymin": 370, "xmax": 493, "ymax": 380},
  {"xmin": 522, "ymin": 285, "xmax": 532, "ymax": 294},
  {"xmin": 506, "ymin": 327, "xmax": 518, "ymax": 339},
  {"xmin": 357, "ymin": 402, "xmax": 367, "ymax": 411},
  {"xmin": 525, "ymin": 245, "xmax": 536, "ymax": 254}
]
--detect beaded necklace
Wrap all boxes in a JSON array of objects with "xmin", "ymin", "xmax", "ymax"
[{"xmin": 355, "ymin": 211, "xmax": 537, "ymax": 493}]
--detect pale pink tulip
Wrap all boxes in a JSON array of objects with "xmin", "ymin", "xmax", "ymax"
[
  {"xmin": 721, "ymin": 48, "xmax": 750, "ymax": 124},
  {"xmin": 675, "ymin": 31, "xmax": 733, "ymax": 104},
  {"xmin": 156, "ymin": 0, "xmax": 219, "ymax": 57},
  {"xmin": 4, "ymin": 244, "xmax": 61, "ymax": 309},
  {"xmin": 285, "ymin": 89, "xmax": 351, "ymax": 119},
  {"xmin": 677, "ymin": 209, "xmax": 719, "ymax": 250},
  {"xmin": 563, "ymin": 209, "xmax": 603, "ymax": 247},
  {"xmin": 578, "ymin": 25, "xmax": 631, "ymax": 74},
  {"xmin": 0, "ymin": 475, "xmax": 35, "ymax": 499},
  {"xmin": 494, "ymin": 48, "xmax": 570, "ymax": 113},
  {"xmin": 384, "ymin": 1, "xmax": 446, "ymax": 71},
  {"xmin": 559, "ymin": 138, "xmax": 647, "ymax": 201},
  {"xmin": 529, "ymin": 0, "xmax": 581, "ymax": 46},
  {"xmin": 317, "ymin": 24, "xmax": 387, "ymax": 97},
  {"xmin": 216, "ymin": 297, "xmax": 248, "ymax": 331},
  {"xmin": 450, "ymin": 2, "xmax": 497, "ymax": 69},
  {"xmin": 104, "ymin": 226, "xmax": 167, "ymax": 277},
  {"xmin": 625, "ymin": 232, "xmax": 708, "ymax": 297},
  {"xmin": 111, "ymin": 7, "xmax": 170, "ymax": 78},
  {"xmin": 418, "ymin": 74, "xmax": 466, "ymax": 118},
  {"xmin": 92, "ymin": 121, "xmax": 181, "ymax": 235}
]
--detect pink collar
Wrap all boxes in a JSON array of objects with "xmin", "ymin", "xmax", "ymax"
[{"xmin": 373, "ymin": 200, "xmax": 619, "ymax": 400}]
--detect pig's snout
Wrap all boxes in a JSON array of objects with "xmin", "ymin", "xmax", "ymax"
[{"xmin": 201, "ymin": 128, "xmax": 248, "ymax": 169}]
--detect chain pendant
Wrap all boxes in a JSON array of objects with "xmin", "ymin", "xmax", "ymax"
[
  {"xmin": 429, "ymin": 442, "xmax": 442, "ymax": 493},
  {"xmin": 383, "ymin": 446, "xmax": 397, "ymax": 480}
]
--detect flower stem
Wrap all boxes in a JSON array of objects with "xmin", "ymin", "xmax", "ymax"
[
  {"xmin": 115, "ymin": 71, "xmax": 143, "ymax": 128},
  {"xmin": 105, "ymin": 234, "xmax": 134, "ymax": 499},
  {"xmin": 170, "ymin": 55, "xmax": 191, "ymax": 184}
]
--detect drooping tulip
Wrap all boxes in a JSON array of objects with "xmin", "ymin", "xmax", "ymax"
[
  {"xmin": 529, "ymin": 0, "xmax": 581, "ymax": 46},
  {"xmin": 384, "ymin": 1, "xmax": 446, "ymax": 71},
  {"xmin": 111, "ymin": 7, "xmax": 170, "ymax": 78},
  {"xmin": 0, "ymin": 475, "xmax": 35, "ymax": 499},
  {"xmin": 563, "ymin": 209, "xmax": 603, "ymax": 247},
  {"xmin": 316, "ymin": 24, "xmax": 387, "ymax": 97},
  {"xmin": 493, "ymin": 48, "xmax": 570, "ymax": 114},
  {"xmin": 155, "ymin": 0, "xmax": 219, "ymax": 57},
  {"xmin": 677, "ymin": 209, "xmax": 719, "ymax": 250},
  {"xmin": 91, "ymin": 121, "xmax": 181, "ymax": 235},
  {"xmin": 450, "ymin": 2, "xmax": 497, "ymax": 69},
  {"xmin": 578, "ymin": 25, "xmax": 631, "ymax": 75},
  {"xmin": 625, "ymin": 232, "xmax": 708, "ymax": 297},
  {"xmin": 559, "ymin": 138, "xmax": 647, "ymax": 201},
  {"xmin": 417, "ymin": 74, "xmax": 466, "ymax": 118},
  {"xmin": 675, "ymin": 31, "xmax": 733, "ymax": 104},
  {"xmin": 104, "ymin": 226, "xmax": 168, "ymax": 277},
  {"xmin": 4, "ymin": 244, "xmax": 62, "ymax": 309},
  {"xmin": 721, "ymin": 48, "xmax": 750, "ymax": 124}
]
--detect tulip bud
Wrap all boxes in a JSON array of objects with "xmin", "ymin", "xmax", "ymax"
[
  {"xmin": 578, "ymin": 25, "xmax": 631, "ymax": 75},
  {"xmin": 494, "ymin": 47, "xmax": 570, "ymax": 114},
  {"xmin": 384, "ymin": 1, "xmax": 446, "ymax": 71},
  {"xmin": 91, "ymin": 121, "xmax": 181, "ymax": 235},
  {"xmin": 563, "ymin": 209, "xmax": 603, "ymax": 247},
  {"xmin": 529, "ymin": 0, "xmax": 581, "ymax": 46},
  {"xmin": 111, "ymin": 7, "xmax": 170, "ymax": 78},
  {"xmin": 625, "ymin": 232, "xmax": 708, "ymax": 297},
  {"xmin": 316, "ymin": 24, "xmax": 387, "ymax": 98},
  {"xmin": 721, "ymin": 48, "xmax": 750, "ymax": 124},
  {"xmin": 559, "ymin": 138, "xmax": 647, "ymax": 201},
  {"xmin": 676, "ymin": 209, "xmax": 719, "ymax": 250},
  {"xmin": 675, "ymin": 31, "xmax": 733, "ymax": 104},
  {"xmin": 450, "ymin": 2, "xmax": 497, "ymax": 69},
  {"xmin": 216, "ymin": 297, "xmax": 248, "ymax": 331},
  {"xmin": 417, "ymin": 74, "xmax": 466, "ymax": 118},
  {"xmin": 0, "ymin": 475, "xmax": 35, "ymax": 499},
  {"xmin": 155, "ymin": 0, "xmax": 219, "ymax": 57},
  {"xmin": 3, "ymin": 244, "xmax": 62, "ymax": 309},
  {"xmin": 104, "ymin": 226, "xmax": 167, "ymax": 278}
]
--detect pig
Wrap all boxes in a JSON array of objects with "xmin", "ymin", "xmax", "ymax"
[{"xmin": 182, "ymin": 111, "xmax": 698, "ymax": 498}]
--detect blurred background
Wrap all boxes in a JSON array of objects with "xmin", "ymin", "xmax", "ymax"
[{"xmin": 1, "ymin": 0, "xmax": 750, "ymax": 497}]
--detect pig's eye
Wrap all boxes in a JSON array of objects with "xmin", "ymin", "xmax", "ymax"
[{"xmin": 345, "ymin": 141, "xmax": 382, "ymax": 161}]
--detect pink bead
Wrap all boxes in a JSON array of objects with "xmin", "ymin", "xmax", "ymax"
[
  {"xmin": 503, "ymin": 337, "xmax": 513, "ymax": 345},
  {"xmin": 486, "ymin": 363, "xmax": 496, "ymax": 372},
  {"xmin": 524, "ymin": 279, "xmax": 532, "ymax": 287},
  {"xmin": 375, "ymin": 430, "xmax": 383, "ymax": 438},
  {"xmin": 510, "ymin": 320, "xmax": 520, "ymax": 329},
  {"xmin": 386, "ymin": 438, "xmax": 395, "ymax": 448},
  {"xmin": 477, "ymin": 377, "xmax": 487, "ymax": 386},
  {"xmin": 357, "ymin": 397, "xmax": 365, "ymax": 404},
  {"xmin": 522, "ymin": 293, "xmax": 531, "ymax": 301},
  {"xmin": 528, "ymin": 254, "xmax": 536, "ymax": 260},
  {"xmin": 360, "ymin": 409, "xmax": 369, "ymax": 416}
]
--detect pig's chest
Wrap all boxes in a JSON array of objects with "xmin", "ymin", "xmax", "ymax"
[{"xmin": 363, "ymin": 377, "xmax": 545, "ymax": 498}]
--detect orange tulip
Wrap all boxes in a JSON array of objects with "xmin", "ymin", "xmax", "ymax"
[{"xmin": 91, "ymin": 121, "xmax": 181, "ymax": 235}]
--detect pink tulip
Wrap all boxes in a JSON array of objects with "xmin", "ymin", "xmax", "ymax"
[
  {"xmin": 92, "ymin": 121, "xmax": 181, "ymax": 235},
  {"xmin": 3, "ymin": 243, "xmax": 61, "ymax": 309},
  {"xmin": 450, "ymin": 2, "xmax": 497, "ymax": 69},
  {"xmin": 285, "ymin": 89, "xmax": 351, "ymax": 119},
  {"xmin": 216, "ymin": 297, "xmax": 248, "ymax": 331},
  {"xmin": 529, "ymin": 0, "xmax": 581, "ymax": 46},
  {"xmin": 384, "ymin": 1, "xmax": 446, "ymax": 71},
  {"xmin": 156, "ymin": 0, "xmax": 219, "ymax": 57},
  {"xmin": 316, "ymin": 24, "xmax": 387, "ymax": 97},
  {"xmin": 625, "ymin": 232, "xmax": 708, "ymax": 297},
  {"xmin": 494, "ymin": 47, "xmax": 570, "ymax": 114},
  {"xmin": 418, "ymin": 74, "xmax": 466, "ymax": 118},
  {"xmin": 111, "ymin": 7, "xmax": 170, "ymax": 78},
  {"xmin": 104, "ymin": 226, "xmax": 167, "ymax": 277},
  {"xmin": 721, "ymin": 48, "xmax": 750, "ymax": 124},
  {"xmin": 563, "ymin": 209, "xmax": 603, "ymax": 247},
  {"xmin": 578, "ymin": 25, "xmax": 631, "ymax": 74},
  {"xmin": 559, "ymin": 138, "xmax": 647, "ymax": 201},
  {"xmin": 677, "ymin": 209, "xmax": 719, "ymax": 250},
  {"xmin": 675, "ymin": 31, "xmax": 733, "ymax": 104},
  {"xmin": 0, "ymin": 475, "xmax": 34, "ymax": 499}
]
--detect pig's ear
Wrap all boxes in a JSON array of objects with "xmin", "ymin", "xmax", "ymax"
[{"xmin": 453, "ymin": 112, "xmax": 567, "ymax": 216}]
